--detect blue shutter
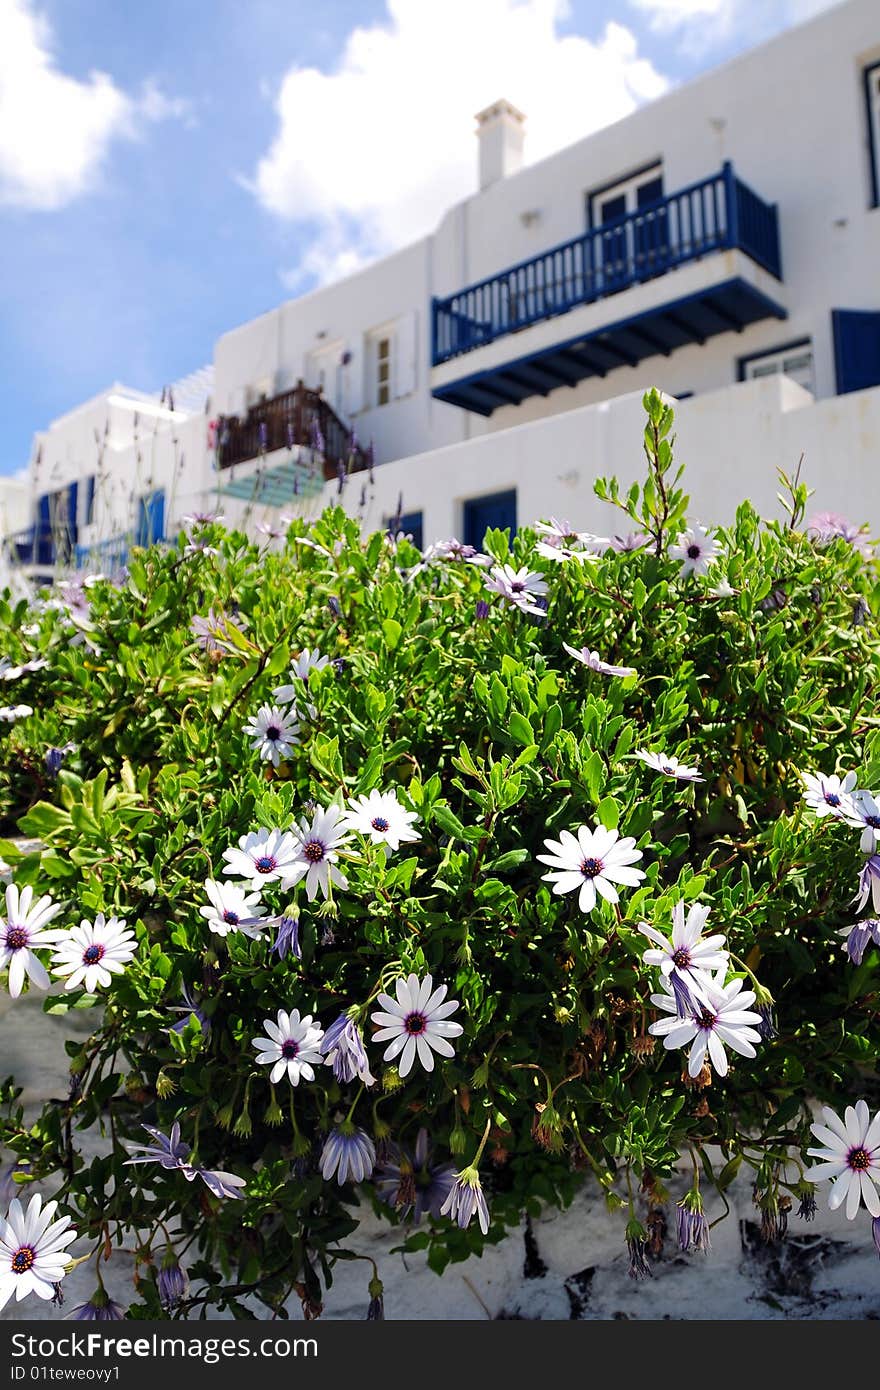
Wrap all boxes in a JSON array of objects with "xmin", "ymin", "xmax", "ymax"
[
  {"xmin": 463, "ymin": 489, "xmax": 517, "ymax": 549},
  {"xmin": 832, "ymin": 310, "xmax": 880, "ymax": 395},
  {"xmin": 136, "ymin": 490, "xmax": 166, "ymax": 546},
  {"xmin": 37, "ymin": 493, "xmax": 53, "ymax": 566},
  {"xmin": 399, "ymin": 511, "xmax": 423, "ymax": 549}
]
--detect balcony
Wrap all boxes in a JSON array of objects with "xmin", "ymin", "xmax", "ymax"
[
  {"xmin": 5, "ymin": 526, "xmax": 68, "ymax": 570},
  {"xmin": 431, "ymin": 162, "xmax": 786, "ymax": 415},
  {"xmin": 216, "ymin": 382, "xmax": 368, "ymax": 477}
]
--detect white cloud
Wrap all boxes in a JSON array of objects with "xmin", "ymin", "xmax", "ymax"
[
  {"xmin": 0, "ymin": 0, "xmax": 189, "ymax": 210},
  {"xmin": 252, "ymin": 0, "xmax": 670, "ymax": 290},
  {"xmin": 629, "ymin": 0, "xmax": 842, "ymax": 50}
]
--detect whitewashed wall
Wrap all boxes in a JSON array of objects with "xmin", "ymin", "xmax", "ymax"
[
  {"xmin": 2, "ymin": 984, "xmax": 878, "ymax": 1323},
  {"xmin": 286, "ymin": 377, "xmax": 880, "ymax": 543},
  {"xmin": 211, "ymin": 0, "xmax": 880, "ymax": 475}
]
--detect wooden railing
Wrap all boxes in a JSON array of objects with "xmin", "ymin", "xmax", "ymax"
[{"xmin": 215, "ymin": 382, "xmax": 369, "ymax": 477}]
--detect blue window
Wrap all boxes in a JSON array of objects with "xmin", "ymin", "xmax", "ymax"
[
  {"xmin": 866, "ymin": 60, "xmax": 880, "ymax": 209},
  {"xmin": 84, "ymin": 475, "xmax": 96, "ymax": 525},
  {"xmin": 832, "ymin": 310, "xmax": 880, "ymax": 395},
  {"xmin": 136, "ymin": 489, "xmax": 166, "ymax": 547},
  {"xmin": 398, "ymin": 510, "xmax": 423, "ymax": 549},
  {"xmin": 462, "ymin": 489, "xmax": 517, "ymax": 550},
  {"xmin": 36, "ymin": 492, "xmax": 53, "ymax": 566}
]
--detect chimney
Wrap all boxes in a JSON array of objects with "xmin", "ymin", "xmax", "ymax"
[{"xmin": 475, "ymin": 99, "xmax": 525, "ymax": 191}]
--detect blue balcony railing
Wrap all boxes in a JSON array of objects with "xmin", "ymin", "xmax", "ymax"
[
  {"xmin": 5, "ymin": 527, "xmax": 61, "ymax": 568},
  {"xmin": 431, "ymin": 162, "xmax": 781, "ymax": 366}
]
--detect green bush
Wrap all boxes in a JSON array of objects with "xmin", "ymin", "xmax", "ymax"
[{"xmin": 0, "ymin": 390, "xmax": 878, "ymax": 1319}]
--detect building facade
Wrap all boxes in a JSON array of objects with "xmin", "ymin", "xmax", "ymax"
[{"xmin": 6, "ymin": 0, "xmax": 880, "ymax": 579}]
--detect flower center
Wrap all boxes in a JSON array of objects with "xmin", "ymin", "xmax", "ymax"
[
  {"xmin": 511, "ymin": 582, "xmax": 525, "ymax": 593},
  {"xmin": 303, "ymin": 840, "xmax": 325, "ymax": 863},
  {"xmin": 5, "ymin": 925, "xmax": 27, "ymax": 951},
  {"xmin": 371, "ymin": 816, "xmax": 390, "ymax": 833},
  {"xmin": 661, "ymin": 764, "xmax": 675, "ymax": 775},
  {"xmin": 82, "ymin": 944, "xmax": 104, "ymax": 965},
  {"xmin": 671, "ymin": 947, "xmax": 691, "ymax": 968},
  {"xmin": 255, "ymin": 855, "xmax": 277, "ymax": 873},
  {"xmin": 281, "ymin": 1039, "xmax": 299, "ymax": 1059},
  {"xmin": 580, "ymin": 857, "xmax": 603, "ymax": 879},
  {"xmin": 848, "ymin": 1146, "xmax": 872, "ymax": 1172},
  {"xmin": 223, "ymin": 911, "xmax": 239, "ymax": 925},
  {"xmin": 11, "ymin": 1246, "xmax": 34, "ymax": 1274},
  {"xmin": 866, "ymin": 815, "xmax": 880, "ymax": 828},
  {"xmin": 687, "ymin": 544, "xmax": 701, "ymax": 559},
  {"xmin": 266, "ymin": 725, "xmax": 281, "ymax": 741},
  {"xmin": 404, "ymin": 1012, "xmax": 427, "ymax": 1035},
  {"xmin": 696, "ymin": 1008, "xmax": 717, "ymax": 1030},
  {"xmin": 825, "ymin": 793, "xmax": 841, "ymax": 807}
]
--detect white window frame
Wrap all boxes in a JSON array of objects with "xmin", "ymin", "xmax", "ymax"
[
  {"xmin": 368, "ymin": 328, "xmax": 394, "ymax": 408},
  {"xmin": 588, "ymin": 162, "xmax": 664, "ymax": 227},
  {"xmin": 741, "ymin": 341, "xmax": 815, "ymax": 396}
]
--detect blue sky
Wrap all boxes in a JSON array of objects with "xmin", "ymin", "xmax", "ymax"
[{"xmin": 0, "ymin": 0, "xmax": 839, "ymax": 475}]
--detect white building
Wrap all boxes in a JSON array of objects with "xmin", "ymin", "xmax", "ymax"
[{"xmin": 7, "ymin": 0, "xmax": 880, "ymax": 576}]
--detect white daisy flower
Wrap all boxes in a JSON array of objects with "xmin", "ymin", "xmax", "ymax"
[
  {"xmin": 251, "ymin": 1008, "xmax": 324, "ymax": 1087},
  {"xmin": 0, "ymin": 1193, "xmax": 77, "ymax": 1312},
  {"xmin": 649, "ymin": 976, "xmax": 762, "ymax": 1077},
  {"xmin": 50, "ymin": 914, "xmax": 137, "ymax": 993},
  {"xmin": 273, "ymin": 649, "xmax": 331, "ymax": 718},
  {"xmin": 843, "ymin": 789, "xmax": 880, "ymax": 854},
  {"xmin": 562, "ymin": 643, "xmax": 636, "ymax": 678},
  {"xmin": 199, "ymin": 880, "xmax": 268, "ymax": 939},
  {"xmin": 535, "ymin": 518, "xmax": 608, "ymax": 551},
  {"xmin": 484, "ymin": 564, "xmax": 547, "ymax": 617},
  {"xmin": 344, "ymin": 790, "xmax": 421, "ymax": 852},
  {"xmin": 0, "ymin": 705, "xmax": 33, "ymax": 723},
  {"xmin": 806, "ymin": 1100, "xmax": 880, "ymax": 1220},
  {"xmin": 221, "ymin": 828, "xmax": 301, "ymax": 887},
  {"xmin": 639, "ymin": 902, "xmax": 729, "ymax": 993},
  {"xmin": 670, "ymin": 525, "xmax": 720, "ymax": 577},
  {"xmin": 537, "ymin": 824, "xmax": 645, "ymax": 913},
  {"xmin": 370, "ymin": 973, "xmax": 463, "ymax": 1078},
  {"xmin": 0, "ymin": 884, "xmax": 63, "ymax": 998},
  {"xmin": 423, "ymin": 538, "xmax": 491, "ymax": 567},
  {"xmin": 535, "ymin": 541, "xmax": 597, "ymax": 564},
  {"xmin": 800, "ymin": 771, "xmax": 858, "ymax": 820},
  {"xmin": 282, "ymin": 805, "xmax": 352, "ymax": 902},
  {"xmin": 242, "ymin": 704, "xmax": 300, "ymax": 767},
  {"xmin": 0, "ymin": 658, "xmax": 48, "ymax": 681},
  {"xmin": 635, "ymin": 750, "xmax": 703, "ymax": 782},
  {"xmin": 320, "ymin": 1126, "xmax": 376, "ymax": 1185}
]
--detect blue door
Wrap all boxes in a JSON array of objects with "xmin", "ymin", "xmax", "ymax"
[
  {"xmin": 634, "ymin": 176, "xmax": 668, "ymax": 279},
  {"xmin": 399, "ymin": 511, "xmax": 424, "ymax": 549},
  {"xmin": 832, "ymin": 310, "xmax": 880, "ymax": 394},
  {"xmin": 36, "ymin": 492, "xmax": 53, "ymax": 566},
  {"xmin": 599, "ymin": 192, "xmax": 628, "ymax": 294},
  {"xmin": 136, "ymin": 490, "xmax": 166, "ymax": 547},
  {"xmin": 463, "ymin": 489, "xmax": 517, "ymax": 550}
]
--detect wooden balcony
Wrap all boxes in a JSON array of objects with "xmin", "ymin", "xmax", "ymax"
[{"xmin": 215, "ymin": 381, "xmax": 369, "ymax": 478}]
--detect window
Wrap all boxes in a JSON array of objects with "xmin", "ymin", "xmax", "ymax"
[
  {"xmin": 739, "ymin": 340, "xmax": 815, "ymax": 395},
  {"xmin": 586, "ymin": 163, "xmax": 667, "ymax": 287},
  {"xmin": 866, "ymin": 60, "xmax": 880, "ymax": 208},
  {"xmin": 462, "ymin": 489, "xmax": 517, "ymax": 550},
  {"xmin": 386, "ymin": 510, "xmax": 423, "ymax": 549},
  {"xmin": 84, "ymin": 475, "xmax": 96, "ymax": 527},
  {"xmin": 587, "ymin": 163, "xmax": 664, "ymax": 228},
  {"xmin": 136, "ymin": 490, "xmax": 166, "ymax": 547},
  {"xmin": 375, "ymin": 335, "xmax": 392, "ymax": 407}
]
